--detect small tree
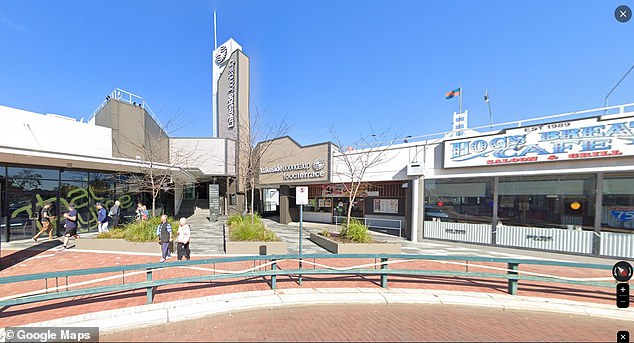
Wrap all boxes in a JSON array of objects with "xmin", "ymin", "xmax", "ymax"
[
  {"xmin": 117, "ymin": 110, "xmax": 199, "ymax": 216},
  {"xmin": 329, "ymin": 124, "xmax": 397, "ymax": 227},
  {"xmin": 237, "ymin": 107, "xmax": 291, "ymax": 224}
]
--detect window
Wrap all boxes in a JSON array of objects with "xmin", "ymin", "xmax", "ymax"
[
  {"xmin": 425, "ymin": 178, "xmax": 493, "ymax": 224},
  {"xmin": 602, "ymin": 174, "xmax": 634, "ymax": 232},
  {"xmin": 8, "ymin": 167, "xmax": 59, "ymax": 180},
  {"xmin": 61, "ymin": 170, "xmax": 88, "ymax": 182},
  {"xmin": 183, "ymin": 183, "xmax": 195, "ymax": 200},
  {"xmin": 498, "ymin": 174, "xmax": 595, "ymax": 229},
  {"xmin": 263, "ymin": 189, "xmax": 279, "ymax": 212}
]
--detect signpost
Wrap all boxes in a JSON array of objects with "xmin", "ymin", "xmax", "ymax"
[
  {"xmin": 209, "ymin": 184, "xmax": 220, "ymax": 222},
  {"xmin": 296, "ymin": 186, "xmax": 308, "ymax": 285}
]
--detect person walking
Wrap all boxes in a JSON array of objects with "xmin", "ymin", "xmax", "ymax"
[
  {"xmin": 96, "ymin": 202, "xmax": 109, "ymax": 233},
  {"xmin": 109, "ymin": 200, "xmax": 121, "ymax": 228},
  {"xmin": 176, "ymin": 217, "xmax": 191, "ymax": 261},
  {"xmin": 155, "ymin": 214, "xmax": 172, "ymax": 262},
  {"xmin": 60, "ymin": 202, "xmax": 78, "ymax": 251},
  {"xmin": 141, "ymin": 205, "xmax": 148, "ymax": 221},
  {"xmin": 32, "ymin": 203, "xmax": 55, "ymax": 241},
  {"xmin": 135, "ymin": 202, "xmax": 144, "ymax": 221}
]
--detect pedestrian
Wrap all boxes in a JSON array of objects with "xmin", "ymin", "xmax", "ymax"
[
  {"xmin": 32, "ymin": 203, "xmax": 55, "ymax": 241},
  {"xmin": 135, "ymin": 202, "xmax": 144, "ymax": 221},
  {"xmin": 155, "ymin": 214, "xmax": 172, "ymax": 262},
  {"xmin": 109, "ymin": 200, "xmax": 121, "ymax": 228},
  {"xmin": 60, "ymin": 202, "xmax": 79, "ymax": 251},
  {"xmin": 141, "ymin": 205, "xmax": 148, "ymax": 221},
  {"xmin": 96, "ymin": 202, "xmax": 109, "ymax": 233},
  {"xmin": 177, "ymin": 217, "xmax": 191, "ymax": 261}
]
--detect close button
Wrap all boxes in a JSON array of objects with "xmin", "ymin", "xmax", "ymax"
[
  {"xmin": 617, "ymin": 330, "xmax": 629, "ymax": 343},
  {"xmin": 615, "ymin": 5, "xmax": 632, "ymax": 23}
]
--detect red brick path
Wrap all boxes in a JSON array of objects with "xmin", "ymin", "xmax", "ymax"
[
  {"xmin": 100, "ymin": 303, "xmax": 630, "ymax": 342},
  {"xmin": 0, "ymin": 248, "xmax": 618, "ymax": 329}
]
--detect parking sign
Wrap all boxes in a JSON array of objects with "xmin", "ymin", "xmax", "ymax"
[{"xmin": 296, "ymin": 186, "xmax": 308, "ymax": 205}]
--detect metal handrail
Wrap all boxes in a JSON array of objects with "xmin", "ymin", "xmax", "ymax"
[
  {"xmin": 88, "ymin": 88, "xmax": 164, "ymax": 130},
  {"xmin": 0, "ymin": 254, "xmax": 614, "ymax": 307},
  {"xmin": 347, "ymin": 102, "xmax": 634, "ymax": 149}
]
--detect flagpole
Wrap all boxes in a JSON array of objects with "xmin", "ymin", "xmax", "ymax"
[
  {"xmin": 459, "ymin": 86, "xmax": 463, "ymax": 114},
  {"xmin": 485, "ymin": 90, "xmax": 492, "ymax": 129},
  {"xmin": 213, "ymin": 11, "xmax": 218, "ymax": 49}
]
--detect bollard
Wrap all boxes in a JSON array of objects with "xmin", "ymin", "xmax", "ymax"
[
  {"xmin": 507, "ymin": 263, "xmax": 519, "ymax": 295},
  {"xmin": 146, "ymin": 268, "xmax": 153, "ymax": 304},
  {"xmin": 380, "ymin": 257, "xmax": 389, "ymax": 288},
  {"xmin": 271, "ymin": 259, "xmax": 277, "ymax": 290}
]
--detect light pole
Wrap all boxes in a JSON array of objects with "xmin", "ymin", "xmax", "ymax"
[{"xmin": 604, "ymin": 63, "xmax": 634, "ymax": 113}]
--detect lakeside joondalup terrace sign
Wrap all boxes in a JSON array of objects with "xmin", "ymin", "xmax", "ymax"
[{"xmin": 443, "ymin": 114, "xmax": 634, "ymax": 168}]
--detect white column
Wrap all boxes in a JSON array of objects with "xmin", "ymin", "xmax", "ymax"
[{"xmin": 410, "ymin": 176, "xmax": 420, "ymax": 242}]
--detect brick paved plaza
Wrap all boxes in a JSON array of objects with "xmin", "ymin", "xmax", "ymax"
[
  {"xmin": 1, "ymin": 243, "xmax": 630, "ymax": 343},
  {"xmin": 100, "ymin": 303, "xmax": 630, "ymax": 342}
]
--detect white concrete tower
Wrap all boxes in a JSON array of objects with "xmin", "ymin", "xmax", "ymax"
[{"xmin": 212, "ymin": 38, "xmax": 243, "ymax": 137}]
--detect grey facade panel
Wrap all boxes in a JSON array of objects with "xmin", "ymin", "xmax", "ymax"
[{"xmin": 94, "ymin": 99, "xmax": 169, "ymax": 163}]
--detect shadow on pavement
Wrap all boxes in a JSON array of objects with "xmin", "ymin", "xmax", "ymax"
[{"xmin": 1, "ymin": 240, "xmax": 62, "ymax": 271}]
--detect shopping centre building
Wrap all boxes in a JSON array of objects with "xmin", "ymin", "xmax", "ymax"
[{"xmin": 1, "ymin": 37, "xmax": 632, "ymax": 259}]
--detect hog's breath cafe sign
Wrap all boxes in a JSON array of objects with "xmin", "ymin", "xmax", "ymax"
[{"xmin": 443, "ymin": 115, "xmax": 634, "ymax": 168}]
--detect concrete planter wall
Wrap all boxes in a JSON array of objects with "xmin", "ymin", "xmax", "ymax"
[
  {"xmin": 309, "ymin": 233, "xmax": 401, "ymax": 254},
  {"xmin": 224, "ymin": 222, "xmax": 288, "ymax": 255},
  {"xmin": 225, "ymin": 241, "xmax": 288, "ymax": 255},
  {"xmin": 75, "ymin": 238, "xmax": 173, "ymax": 254}
]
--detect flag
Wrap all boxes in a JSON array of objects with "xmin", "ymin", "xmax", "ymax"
[
  {"xmin": 484, "ymin": 90, "xmax": 490, "ymax": 102},
  {"xmin": 445, "ymin": 87, "xmax": 461, "ymax": 100}
]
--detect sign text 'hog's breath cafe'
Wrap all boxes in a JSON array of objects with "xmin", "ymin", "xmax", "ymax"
[{"xmin": 444, "ymin": 115, "xmax": 634, "ymax": 168}]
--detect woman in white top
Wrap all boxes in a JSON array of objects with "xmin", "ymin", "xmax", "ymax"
[{"xmin": 177, "ymin": 217, "xmax": 191, "ymax": 261}]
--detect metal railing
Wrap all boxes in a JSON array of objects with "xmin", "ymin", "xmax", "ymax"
[
  {"xmin": 0, "ymin": 254, "xmax": 614, "ymax": 307},
  {"xmin": 88, "ymin": 88, "xmax": 163, "ymax": 129},
  {"xmin": 333, "ymin": 216, "xmax": 403, "ymax": 237},
  {"xmin": 361, "ymin": 102, "xmax": 634, "ymax": 147}
]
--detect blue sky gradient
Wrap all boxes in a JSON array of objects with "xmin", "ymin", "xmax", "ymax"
[{"xmin": 1, "ymin": 0, "xmax": 633, "ymax": 145}]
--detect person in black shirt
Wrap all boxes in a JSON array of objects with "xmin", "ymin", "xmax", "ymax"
[
  {"xmin": 60, "ymin": 203, "xmax": 78, "ymax": 251},
  {"xmin": 32, "ymin": 203, "xmax": 56, "ymax": 241},
  {"xmin": 155, "ymin": 215, "xmax": 172, "ymax": 262}
]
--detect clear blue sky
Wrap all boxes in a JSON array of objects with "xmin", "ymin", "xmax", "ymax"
[{"xmin": 1, "ymin": 0, "xmax": 633, "ymax": 145}]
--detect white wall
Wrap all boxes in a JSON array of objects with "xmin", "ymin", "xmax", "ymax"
[
  {"xmin": 331, "ymin": 142, "xmax": 413, "ymax": 183},
  {"xmin": 169, "ymin": 138, "xmax": 229, "ymax": 175},
  {"xmin": 0, "ymin": 105, "xmax": 112, "ymax": 158}
]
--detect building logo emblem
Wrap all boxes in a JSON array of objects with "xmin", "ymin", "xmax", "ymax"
[
  {"xmin": 312, "ymin": 158, "xmax": 325, "ymax": 171},
  {"xmin": 214, "ymin": 46, "xmax": 228, "ymax": 65}
]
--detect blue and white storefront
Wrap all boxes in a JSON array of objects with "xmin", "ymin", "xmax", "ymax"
[{"xmin": 407, "ymin": 104, "xmax": 634, "ymax": 259}]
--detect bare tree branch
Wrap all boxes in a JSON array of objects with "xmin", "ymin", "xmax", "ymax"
[
  {"xmin": 115, "ymin": 109, "xmax": 199, "ymax": 216},
  {"xmin": 329, "ymin": 124, "xmax": 400, "ymax": 227},
  {"xmin": 235, "ymin": 106, "xmax": 292, "ymax": 222}
]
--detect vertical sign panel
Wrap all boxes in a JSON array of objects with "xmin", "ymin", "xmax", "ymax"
[
  {"xmin": 296, "ymin": 186, "xmax": 308, "ymax": 205},
  {"xmin": 209, "ymin": 184, "xmax": 220, "ymax": 222}
]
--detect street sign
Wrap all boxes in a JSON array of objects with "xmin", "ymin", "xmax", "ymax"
[
  {"xmin": 209, "ymin": 184, "xmax": 220, "ymax": 222},
  {"xmin": 296, "ymin": 186, "xmax": 308, "ymax": 205}
]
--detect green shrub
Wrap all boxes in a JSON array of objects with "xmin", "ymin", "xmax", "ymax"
[
  {"xmin": 96, "ymin": 228, "xmax": 125, "ymax": 239},
  {"xmin": 96, "ymin": 216, "xmax": 178, "ymax": 242},
  {"xmin": 340, "ymin": 219, "xmax": 372, "ymax": 243},
  {"xmin": 227, "ymin": 214, "xmax": 244, "ymax": 227},
  {"xmin": 320, "ymin": 230, "xmax": 331, "ymax": 237},
  {"xmin": 229, "ymin": 214, "xmax": 278, "ymax": 242}
]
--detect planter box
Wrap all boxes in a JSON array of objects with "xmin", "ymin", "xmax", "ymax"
[
  {"xmin": 309, "ymin": 233, "xmax": 401, "ymax": 254},
  {"xmin": 225, "ymin": 241, "xmax": 288, "ymax": 255},
  {"xmin": 75, "ymin": 238, "xmax": 173, "ymax": 254}
]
